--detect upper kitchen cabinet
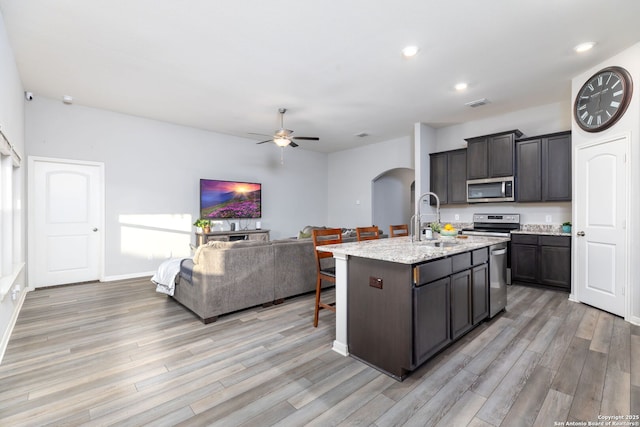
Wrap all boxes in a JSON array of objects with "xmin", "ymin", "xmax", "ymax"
[
  {"xmin": 430, "ymin": 148, "xmax": 467, "ymax": 205},
  {"xmin": 465, "ymin": 130, "xmax": 523, "ymax": 179},
  {"xmin": 516, "ymin": 131, "xmax": 571, "ymax": 202}
]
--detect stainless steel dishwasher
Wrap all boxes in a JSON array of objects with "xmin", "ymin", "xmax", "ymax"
[{"xmin": 489, "ymin": 242, "xmax": 508, "ymax": 317}]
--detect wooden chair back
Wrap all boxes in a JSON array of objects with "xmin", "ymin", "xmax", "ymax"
[
  {"xmin": 356, "ymin": 226, "xmax": 379, "ymax": 241},
  {"xmin": 311, "ymin": 228, "xmax": 342, "ymax": 327},
  {"xmin": 389, "ymin": 224, "xmax": 409, "ymax": 238},
  {"xmin": 312, "ymin": 228, "xmax": 343, "ymax": 271}
]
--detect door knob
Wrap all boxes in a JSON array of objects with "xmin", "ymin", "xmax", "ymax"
[
  {"xmin": 93, "ymin": 227, "xmax": 98, "ymax": 232},
  {"xmin": 577, "ymin": 231, "xmax": 585, "ymax": 236}
]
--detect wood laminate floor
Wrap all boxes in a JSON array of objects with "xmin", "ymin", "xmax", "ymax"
[{"xmin": 1, "ymin": 279, "xmax": 638, "ymax": 426}]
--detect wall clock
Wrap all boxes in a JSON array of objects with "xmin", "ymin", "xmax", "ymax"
[{"xmin": 574, "ymin": 66, "xmax": 633, "ymax": 132}]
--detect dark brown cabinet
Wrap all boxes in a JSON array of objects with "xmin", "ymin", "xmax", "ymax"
[
  {"xmin": 516, "ymin": 131, "xmax": 571, "ymax": 202},
  {"xmin": 466, "ymin": 130, "xmax": 522, "ymax": 180},
  {"xmin": 413, "ymin": 277, "xmax": 451, "ymax": 364},
  {"xmin": 472, "ymin": 263, "xmax": 489, "ymax": 324},
  {"xmin": 511, "ymin": 234, "xmax": 571, "ymax": 291},
  {"xmin": 451, "ymin": 270, "xmax": 472, "ymax": 339},
  {"xmin": 429, "ymin": 148, "xmax": 467, "ymax": 205},
  {"xmin": 348, "ymin": 246, "xmax": 492, "ymax": 379}
]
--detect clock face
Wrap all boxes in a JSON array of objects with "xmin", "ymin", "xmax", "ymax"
[{"xmin": 574, "ymin": 66, "xmax": 633, "ymax": 132}]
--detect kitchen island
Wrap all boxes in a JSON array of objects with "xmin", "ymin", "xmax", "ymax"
[{"xmin": 317, "ymin": 235, "xmax": 510, "ymax": 380}]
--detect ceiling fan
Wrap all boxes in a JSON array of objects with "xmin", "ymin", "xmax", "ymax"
[{"xmin": 251, "ymin": 108, "xmax": 319, "ymax": 148}]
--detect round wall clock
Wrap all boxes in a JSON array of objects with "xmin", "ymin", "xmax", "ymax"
[{"xmin": 574, "ymin": 66, "xmax": 633, "ymax": 132}]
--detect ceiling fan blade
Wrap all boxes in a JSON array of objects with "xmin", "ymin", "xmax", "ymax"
[
  {"xmin": 292, "ymin": 136, "xmax": 320, "ymax": 141},
  {"xmin": 248, "ymin": 132, "xmax": 273, "ymax": 137},
  {"xmin": 289, "ymin": 141, "xmax": 299, "ymax": 148},
  {"xmin": 256, "ymin": 140, "xmax": 272, "ymax": 144}
]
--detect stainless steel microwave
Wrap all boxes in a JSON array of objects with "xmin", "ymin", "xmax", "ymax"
[{"xmin": 466, "ymin": 176, "xmax": 514, "ymax": 203}]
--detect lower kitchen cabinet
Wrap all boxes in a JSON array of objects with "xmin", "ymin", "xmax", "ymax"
[
  {"xmin": 347, "ymin": 246, "xmax": 493, "ymax": 379},
  {"xmin": 540, "ymin": 242, "xmax": 571, "ymax": 288},
  {"xmin": 472, "ymin": 263, "xmax": 489, "ymax": 324},
  {"xmin": 511, "ymin": 234, "xmax": 571, "ymax": 291},
  {"xmin": 413, "ymin": 277, "xmax": 451, "ymax": 363},
  {"xmin": 451, "ymin": 270, "xmax": 472, "ymax": 339}
]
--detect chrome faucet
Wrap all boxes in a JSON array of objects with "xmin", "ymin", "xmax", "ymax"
[{"xmin": 411, "ymin": 192, "xmax": 441, "ymax": 242}]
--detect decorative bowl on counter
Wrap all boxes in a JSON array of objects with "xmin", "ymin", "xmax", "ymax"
[{"xmin": 439, "ymin": 228, "xmax": 458, "ymax": 237}]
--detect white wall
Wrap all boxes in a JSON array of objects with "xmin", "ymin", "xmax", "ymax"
[
  {"xmin": 372, "ymin": 168, "xmax": 414, "ymax": 234},
  {"xmin": 0, "ymin": 8, "xmax": 26, "ymax": 361},
  {"xmin": 570, "ymin": 42, "xmax": 640, "ymax": 323},
  {"xmin": 327, "ymin": 135, "xmax": 413, "ymax": 228},
  {"xmin": 25, "ymin": 97, "xmax": 329, "ymax": 280}
]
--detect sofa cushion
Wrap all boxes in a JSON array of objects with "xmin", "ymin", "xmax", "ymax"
[{"xmin": 193, "ymin": 239, "xmax": 270, "ymax": 264}]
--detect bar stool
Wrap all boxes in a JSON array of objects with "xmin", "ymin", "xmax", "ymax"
[
  {"xmin": 389, "ymin": 224, "xmax": 409, "ymax": 238},
  {"xmin": 311, "ymin": 228, "xmax": 342, "ymax": 327},
  {"xmin": 356, "ymin": 225, "xmax": 379, "ymax": 241}
]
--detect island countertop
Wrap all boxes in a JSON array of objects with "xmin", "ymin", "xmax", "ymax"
[{"xmin": 317, "ymin": 235, "xmax": 510, "ymax": 265}]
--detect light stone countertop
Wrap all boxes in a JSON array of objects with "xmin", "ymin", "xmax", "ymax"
[
  {"xmin": 515, "ymin": 224, "xmax": 571, "ymax": 237},
  {"xmin": 317, "ymin": 235, "xmax": 510, "ymax": 265},
  {"xmin": 511, "ymin": 230, "xmax": 572, "ymax": 237}
]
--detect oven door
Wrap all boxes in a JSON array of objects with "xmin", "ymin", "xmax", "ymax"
[{"xmin": 466, "ymin": 177, "xmax": 514, "ymax": 203}]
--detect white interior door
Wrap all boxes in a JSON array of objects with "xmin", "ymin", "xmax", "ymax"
[
  {"xmin": 575, "ymin": 136, "xmax": 628, "ymax": 317},
  {"xmin": 29, "ymin": 158, "xmax": 103, "ymax": 288}
]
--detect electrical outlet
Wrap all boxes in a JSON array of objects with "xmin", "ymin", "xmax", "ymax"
[
  {"xmin": 454, "ymin": 214, "xmax": 460, "ymax": 221},
  {"xmin": 545, "ymin": 215, "xmax": 552, "ymax": 223}
]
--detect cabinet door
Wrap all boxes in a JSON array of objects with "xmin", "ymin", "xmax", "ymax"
[
  {"xmin": 540, "ymin": 245, "xmax": 571, "ymax": 290},
  {"xmin": 489, "ymin": 133, "xmax": 515, "ymax": 177},
  {"xmin": 511, "ymin": 243, "xmax": 538, "ymax": 283},
  {"xmin": 466, "ymin": 138, "xmax": 489, "ymax": 180},
  {"xmin": 413, "ymin": 277, "xmax": 451, "ymax": 365},
  {"xmin": 430, "ymin": 152, "xmax": 448, "ymax": 205},
  {"xmin": 472, "ymin": 263, "xmax": 489, "ymax": 324},
  {"xmin": 448, "ymin": 149, "xmax": 468, "ymax": 204},
  {"xmin": 516, "ymin": 139, "xmax": 542, "ymax": 202},
  {"xmin": 451, "ymin": 270, "xmax": 472, "ymax": 339},
  {"xmin": 543, "ymin": 133, "xmax": 572, "ymax": 201}
]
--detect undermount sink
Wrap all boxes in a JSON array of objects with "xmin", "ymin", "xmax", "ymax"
[{"xmin": 419, "ymin": 240, "xmax": 459, "ymax": 248}]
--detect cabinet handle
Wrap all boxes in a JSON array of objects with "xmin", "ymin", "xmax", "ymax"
[{"xmin": 577, "ymin": 231, "xmax": 585, "ymax": 237}]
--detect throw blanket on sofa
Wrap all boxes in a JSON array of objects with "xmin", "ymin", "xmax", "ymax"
[{"xmin": 152, "ymin": 258, "xmax": 191, "ymax": 296}]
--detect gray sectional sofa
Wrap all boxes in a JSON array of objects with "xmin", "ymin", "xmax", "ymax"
[{"xmin": 172, "ymin": 238, "xmax": 327, "ymax": 323}]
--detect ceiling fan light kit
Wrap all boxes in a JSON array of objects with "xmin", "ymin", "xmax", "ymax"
[
  {"xmin": 274, "ymin": 137, "xmax": 290, "ymax": 147},
  {"xmin": 252, "ymin": 108, "xmax": 320, "ymax": 149}
]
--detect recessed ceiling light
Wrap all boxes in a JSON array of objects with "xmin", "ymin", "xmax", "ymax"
[
  {"xmin": 401, "ymin": 46, "xmax": 419, "ymax": 58},
  {"xmin": 574, "ymin": 42, "xmax": 596, "ymax": 53},
  {"xmin": 455, "ymin": 82, "xmax": 468, "ymax": 91}
]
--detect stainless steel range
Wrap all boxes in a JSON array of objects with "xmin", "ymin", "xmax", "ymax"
[
  {"xmin": 461, "ymin": 213, "xmax": 520, "ymax": 237},
  {"xmin": 462, "ymin": 213, "xmax": 520, "ymax": 317}
]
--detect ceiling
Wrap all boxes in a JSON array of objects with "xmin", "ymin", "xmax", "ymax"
[{"xmin": 2, "ymin": 1, "xmax": 640, "ymax": 153}]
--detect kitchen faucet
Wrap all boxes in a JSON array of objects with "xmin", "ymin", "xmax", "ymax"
[{"xmin": 411, "ymin": 192, "xmax": 440, "ymax": 242}]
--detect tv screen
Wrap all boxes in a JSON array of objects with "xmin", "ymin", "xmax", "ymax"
[{"xmin": 199, "ymin": 179, "xmax": 262, "ymax": 219}]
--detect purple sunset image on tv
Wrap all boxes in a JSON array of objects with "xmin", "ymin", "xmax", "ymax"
[{"xmin": 200, "ymin": 179, "xmax": 262, "ymax": 219}]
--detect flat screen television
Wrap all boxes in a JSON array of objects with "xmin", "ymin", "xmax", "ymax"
[{"xmin": 199, "ymin": 179, "xmax": 262, "ymax": 219}]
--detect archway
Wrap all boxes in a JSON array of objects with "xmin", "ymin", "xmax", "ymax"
[{"xmin": 372, "ymin": 167, "xmax": 414, "ymax": 236}]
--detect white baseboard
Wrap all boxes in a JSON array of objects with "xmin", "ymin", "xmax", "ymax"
[
  {"xmin": 627, "ymin": 315, "xmax": 640, "ymax": 326},
  {"xmin": 0, "ymin": 288, "xmax": 27, "ymax": 365},
  {"xmin": 102, "ymin": 271, "xmax": 154, "ymax": 282}
]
